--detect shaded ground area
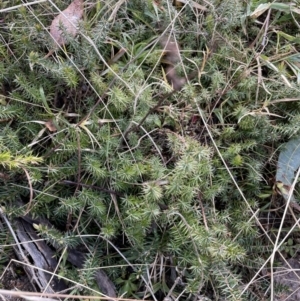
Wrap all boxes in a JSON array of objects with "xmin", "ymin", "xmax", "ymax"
[{"xmin": 1, "ymin": 261, "xmax": 35, "ymax": 301}]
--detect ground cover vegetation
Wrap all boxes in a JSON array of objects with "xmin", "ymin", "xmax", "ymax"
[{"xmin": 1, "ymin": 0, "xmax": 300, "ymax": 300}]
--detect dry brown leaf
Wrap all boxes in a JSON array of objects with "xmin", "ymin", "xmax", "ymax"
[
  {"xmin": 160, "ymin": 37, "xmax": 187, "ymax": 91},
  {"xmin": 174, "ymin": 0, "xmax": 207, "ymax": 11},
  {"xmin": 0, "ymin": 172, "xmax": 9, "ymax": 180},
  {"xmin": 160, "ymin": 37, "xmax": 181, "ymax": 64},
  {"xmin": 49, "ymin": 0, "xmax": 83, "ymax": 48},
  {"xmin": 45, "ymin": 119, "xmax": 57, "ymax": 132}
]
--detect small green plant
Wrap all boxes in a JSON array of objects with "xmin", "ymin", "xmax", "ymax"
[{"xmin": 1, "ymin": 0, "xmax": 300, "ymax": 300}]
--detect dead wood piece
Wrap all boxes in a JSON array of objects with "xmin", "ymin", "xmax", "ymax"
[
  {"xmin": 94, "ymin": 270, "xmax": 117, "ymax": 299},
  {"xmin": 18, "ymin": 215, "xmax": 117, "ymax": 299},
  {"xmin": 66, "ymin": 248, "xmax": 116, "ymax": 298},
  {"xmin": 15, "ymin": 218, "xmax": 68, "ymax": 293},
  {"xmin": 274, "ymin": 258, "xmax": 300, "ymax": 300}
]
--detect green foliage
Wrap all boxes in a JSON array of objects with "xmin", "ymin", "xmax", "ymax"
[
  {"xmin": 1, "ymin": 0, "xmax": 300, "ymax": 300},
  {"xmin": 33, "ymin": 223, "xmax": 79, "ymax": 249},
  {"xmin": 0, "ymin": 151, "xmax": 42, "ymax": 169}
]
